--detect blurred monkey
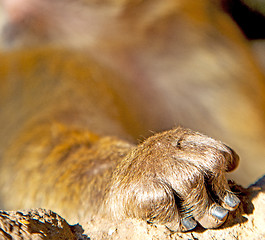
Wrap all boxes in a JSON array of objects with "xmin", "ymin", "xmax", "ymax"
[{"xmin": 0, "ymin": 0, "xmax": 264, "ymax": 231}]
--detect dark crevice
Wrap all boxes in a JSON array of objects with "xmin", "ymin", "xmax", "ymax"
[{"xmin": 221, "ymin": 0, "xmax": 265, "ymax": 39}]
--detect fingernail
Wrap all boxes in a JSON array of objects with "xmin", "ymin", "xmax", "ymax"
[
  {"xmin": 211, "ymin": 206, "xmax": 228, "ymax": 221},
  {"xmin": 181, "ymin": 217, "xmax": 197, "ymax": 231},
  {"xmin": 224, "ymin": 194, "xmax": 240, "ymax": 209}
]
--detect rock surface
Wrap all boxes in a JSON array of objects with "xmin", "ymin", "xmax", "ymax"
[
  {"xmin": 0, "ymin": 177, "xmax": 265, "ymax": 240},
  {"xmin": 0, "ymin": 208, "xmax": 88, "ymax": 240}
]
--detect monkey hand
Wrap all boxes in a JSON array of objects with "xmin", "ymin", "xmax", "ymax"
[{"xmin": 104, "ymin": 127, "xmax": 240, "ymax": 232}]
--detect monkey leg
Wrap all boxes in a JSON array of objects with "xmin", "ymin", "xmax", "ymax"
[
  {"xmin": 0, "ymin": 122, "xmax": 133, "ymax": 222},
  {"xmin": 104, "ymin": 127, "xmax": 240, "ymax": 231},
  {"xmin": 0, "ymin": 123, "xmax": 240, "ymax": 232}
]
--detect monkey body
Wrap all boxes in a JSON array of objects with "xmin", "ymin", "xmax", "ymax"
[{"xmin": 0, "ymin": 0, "xmax": 264, "ymax": 231}]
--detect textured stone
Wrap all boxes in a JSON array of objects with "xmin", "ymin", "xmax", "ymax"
[{"xmin": 1, "ymin": 177, "xmax": 265, "ymax": 240}]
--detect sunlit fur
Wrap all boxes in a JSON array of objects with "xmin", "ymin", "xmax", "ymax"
[{"xmin": 0, "ymin": 0, "xmax": 263, "ymax": 232}]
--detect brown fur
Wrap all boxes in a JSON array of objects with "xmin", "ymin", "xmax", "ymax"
[{"xmin": 0, "ymin": 0, "xmax": 264, "ymax": 231}]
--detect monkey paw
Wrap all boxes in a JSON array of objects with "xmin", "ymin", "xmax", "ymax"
[{"xmin": 105, "ymin": 127, "xmax": 240, "ymax": 231}]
